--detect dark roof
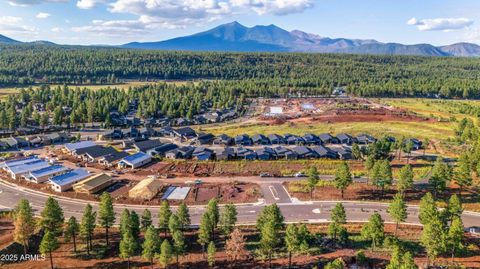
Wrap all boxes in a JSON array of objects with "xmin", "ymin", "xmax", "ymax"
[
  {"xmin": 102, "ymin": 151, "xmax": 130, "ymax": 163},
  {"xmin": 174, "ymin": 127, "xmax": 196, "ymax": 137},
  {"xmin": 267, "ymin": 134, "xmax": 283, "ymax": 140},
  {"xmin": 336, "ymin": 133, "xmax": 353, "ymax": 140},
  {"xmin": 319, "ymin": 133, "xmax": 333, "ymax": 141},
  {"xmin": 292, "ymin": 146, "xmax": 312, "ymax": 155},
  {"xmin": 311, "ymin": 145, "xmax": 337, "ymax": 157},
  {"xmin": 154, "ymin": 143, "xmax": 178, "ymax": 154},
  {"xmin": 134, "ymin": 139, "xmax": 162, "ymax": 152},
  {"xmin": 81, "ymin": 146, "xmax": 118, "ymax": 159},
  {"xmin": 197, "ymin": 133, "xmax": 215, "ymax": 141}
]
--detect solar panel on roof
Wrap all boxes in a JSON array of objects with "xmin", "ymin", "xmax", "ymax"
[
  {"xmin": 30, "ymin": 165, "xmax": 69, "ymax": 178},
  {"xmin": 9, "ymin": 160, "xmax": 50, "ymax": 175}
]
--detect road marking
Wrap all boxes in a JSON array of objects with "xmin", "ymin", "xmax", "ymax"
[
  {"xmin": 282, "ymin": 185, "xmax": 293, "ymax": 202},
  {"xmin": 268, "ymin": 186, "xmax": 280, "ymax": 200},
  {"xmin": 312, "ymin": 208, "xmax": 321, "ymax": 214}
]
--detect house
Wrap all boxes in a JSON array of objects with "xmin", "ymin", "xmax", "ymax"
[
  {"xmin": 26, "ymin": 135, "xmax": 43, "ymax": 147},
  {"xmin": 251, "ymin": 134, "xmax": 269, "ymax": 145},
  {"xmin": 121, "ymin": 127, "xmax": 139, "ymax": 138},
  {"xmin": 234, "ymin": 134, "xmax": 252, "ymax": 146},
  {"xmin": 98, "ymin": 151, "xmax": 130, "ymax": 167},
  {"xmin": 274, "ymin": 146, "xmax": 298, "ymax": 160},
  {"xmin": 267, "ymin": 134, "xmax": 284, "ymax": 145},
  {"xmin": 331, "ymin": 146, "xmax": 353, "ymax": 160},
  {"xmin": 406, "ymin": 138, "xmax": 422, "ymax": 150},
  {"xmin": 319, "ymin": 133, "xmax": 337, "ymax": 144},
  {"xmin": 49, "ymin": 169, "xmax": 90, "ymax": 192},
  {"xmin": 6, "ymin": 159, "xmax": 51, "ymax": 179},
  {"xmin": 148, "ymin": 143, "xmax": 178, "ymax": 157},
  {"xmin": 255, "ymin": 147, "xmax": 276, "ymax": 160},
  {"xmin": 192, "ymin": 147, "xmax": 213, "ymax": 161},
  {"xmin": 3, "ymin": 137, "xmax": 29, "ymax": 149},
  {"xmin": 194, "ymin": 133, "xmax": 215, "ymax": 145},
  {"xmin": 157, "ymin": 126, "xmax": 174, "ymax": 137},
  {"xmin": 138, "ymin": 127, "xmax": 156, "ymax": 139},
  {"xmin": 118, "ymin": 152, "xmax": 152, "ymax": 169},
  {"xmin": 214, "ymin": 147, "xmax": 235, "ymax": 161},
  {"xmin": 128, "ymin": 177, "xmax": 163, "ymax": 200},
  {"xmin": 284, "ymin": 134, "xmax": 304, "ymax": 145},
  {"xmin": 100, "ymin": 129, "xmax": 123, "ymax": 140},
  {"xmin": 336, "ymin": 133, "xmax": 354, "ymax": 145},
  {"xmin": 176, "ymin": 118, "xmax": 191, "ymax": 126},
  {"xmin": 213, "ymin": 134, "xmax": 233, "ymax": 146},
  {"xmin": 64, "ymin": 141, "xmax": 96, "ymax": 154},
  {"xmin": 80, "ymin": 146, "xmax": 118, "ymax": 162},
  {"xmin": 236, "ymin": 147, "xmax": 257, "ymax": 160},
  {"xmin": 310, "ymin": 145, "xmax": 338, "ymax": 159},
  {"xmin": 292, "ymin": 146, "xmax": 318, "ymax": 159},
  {"xmin": 133, "ymin": 139, "xmax": 162, "ymax": 153},
  {"xmin": 1, "ymin": 156, "xmax": 38, "ymax": 170},
  {"xmin": 173, "ymin": 127, "xmax": 197, "ymax": 140},
  {"xmin": 73, "ymin": 173, "xmax": 114, "ymax": 194},
  {"xmin": 356, "ymin": 134, "xmax": 376, "ymax": 144},
  {"xmin": 302, "ymin": 134, "xmax": 320, "ymax": 145},
  {"xmin": 24, "ymin": 165, "xmax": 70, "ymax": 184},
  {"xmin": 165, "ymin": 146, "xmax": 195, "ymax": 159}
]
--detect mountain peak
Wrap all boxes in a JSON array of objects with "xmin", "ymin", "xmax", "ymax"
[{"xmin": 0, "ymin": 34, "xmax": 21, "ymax": 44}]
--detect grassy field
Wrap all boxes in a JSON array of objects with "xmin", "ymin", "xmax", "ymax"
[{"xmin": 199, "ymin": 120, "xmax": 454, "ymax": 140}]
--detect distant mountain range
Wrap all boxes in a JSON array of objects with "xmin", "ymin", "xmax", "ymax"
[
  {"xmin": 2, "ymin": 22, "xmax": 480, "ymax": 57},
  {"xmin": 122, "ymin": 21, "xmax": 480, "ymax": 57}
]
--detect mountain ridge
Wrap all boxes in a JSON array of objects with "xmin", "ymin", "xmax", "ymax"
[{"xmin": 1, "ymin": 22, "xmax": 480, "ymax": 57}]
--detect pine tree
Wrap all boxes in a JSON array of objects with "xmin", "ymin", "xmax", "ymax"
[
  {"xmin": 334, "ymin": 161, "xmax": 352, "ymax": 199},
  {"xmin": 168, "ymin": 214, "xmax": 180, "ymax": 235},
  {"xmin": 397, "ymin": 164, "xmax": 414, "ymax": 195},
  {"xmin": 371, "ymin": 159, "xmax": 392, "ymax": 196},
  {"xmin": 361, "ymin": 213, "xmax": 384, "ymax": 250},
  {"xmin": 198, "ymin": 212, "xmax": 212, "ymax": 254},
  {"xmin": 328, "ymin": 203, "xmax": 346, "ymax": 241},
  {"xmin": 256, "ymin": 204, "xmax": 284, "ymax": 232},
  {"xmin": 80, "ymin": 203, "xmax": 96, "ymax": 255},
  {"xmin": 307, "ymin": 166, "xmax": 320, "ymax": 199},
  {"xmin": 260, "ymin": 220, "xmax": 280, "ymax": 269},
  {"xmin": 142, "ymin": 226, "xmax": 160, "ymax": 269},
  {"xmin": 39, "ymin": 231, "xmax": 59, "ymax": 269},
  {"xmin": 13, "ymin": 199, "xmax": 35, "ymax": 255},
  {"xmin": 159, "ymin": 200, "xmax": 172, "ymax": 237},
  {"xmin": 119, "ymin": 230, "xmax": 137, "ymax": 269},
  {"xmin": 158, "ymin": 239, "xmax": 173, "ymax": 269},
  {"xmin": 421, "ymin": 216, "xmax": 446, "ymax": 265},
  {"xmin": 352, "ymin": 143, "xmax": 362, "ymax": 160},
  {"xmin": 176, "ymin": 202, "xmax": 191, "ymax": 231},
  {"xmin": 206, "ymin": 198, "xmax": 219, "ymax": 240},
  {"xmin": 447, "ymin": 217, "xmax": 464, "ymax": 260},
  {"xmin": 141, "ymin": 209, "xmax": 153, "ymax": 231},
  {"xmin": 120, "ymin": 209, "xmax": 131, "ymax": 236},
  {"xmin": 325, "ymin": 258, "xmax": 345, "ymax": 269},
  {"xmin": 445, "ymin": 194, "xmax": 463, "ymax": 223},
  {"xmin": 98, "ymin": 192, "xmax": 115, "ymax": 247},
  {"xmin": 172, "ymin": 230, "xmax": 185, "ymax": 266},
  {"xmin": 285, "ymin": 224, "xmax": 301, "ymax": 269},
  {"xmin": 388, "ymin": 193, "xmax": 408, "ymax": 235},
  {"xmin": 225, "ymin": 228, "xmax": 247, "ymax": 263},
  {"xmin": 419, "ymin": 193, "xmax": 439, "ymax": 225},
  {"xmin": 64, "ymin": 216, "xmax": 80, "ymax": 253},
  {"xmin": 219, "ymin": 203, "xmax": 237, "ymax": 237},
  {"xmin": 40, "ymin": 197, "xmax": 64, "ymax": 236},
  {"xmin": 130, "ymin": 211, "xmax": 140, "ymax": 239},
  {"xmin": 400, "ymin": 251, "xmax": 418, "ymax": 269},
  {"xmin": 429, "ymin": 157, "xmax": 452, "ymax": 198},
  {"xmin": 207, "ymin": 241, "xmax": 216, "ymax": 267},
  {"xmin": 454, "ymin": 153, "xmax": 473, "ymax": 197}
]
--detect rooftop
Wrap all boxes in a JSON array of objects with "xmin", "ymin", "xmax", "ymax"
[
  {"xmin": 65, "ymin": 141, "xmax": 96, "ymax": 152},
  {"xmin": 50, "ymin": 169, "xmax": 90, "ymax": 186},
  {"xmin": 30, "ymin": 165, "xmax": 70, "ymax": 179},
  {"xmin": 8, "ymin": 160, "xmax": 50, "ymax": 175},
  {"xmin": 122, "ymin": 152, "xmax": 151, "ymax": 165}
]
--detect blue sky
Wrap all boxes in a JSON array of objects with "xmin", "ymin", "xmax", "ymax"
[{"xmin": 1, "ymin": 0, "xmax": 480, "ymax": 45}]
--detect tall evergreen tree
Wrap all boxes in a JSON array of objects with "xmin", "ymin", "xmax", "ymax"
[
  {"xmin": 119, "ymin": 230, "xmax": 137, "ymax": 269},
  {"xmin": 98, "ymin": 192, "xmax": 115, "ymax": 247},
  {"xmin": 172, "ymin": 230, "xmax": 185, "ymax": 267},
  {"xmin": 80, "ymin": 203, "xmax": 96, "ymax": 255},
  {"xmin": 307, "ymin": 166, "xmax": 320, "ymax": 199},
  {"xmin": 285, "ymin": 224, "xmax": 301, "ymax": 269},
  {"xmin": 158, "ymin": 239, "xmax": 173, "ymax": 269},
  {"xmin": 397, "ymin": 164, "xmax": 414, "ymax": 195},
  {"xmin": 334, "ymin": 161, "xmax": 352, "ymax": 199},
  {"xmin": 361, "ymin": 213, "xmax": 385, "ymax": 250},
  {"xmin": 13, "ymin": 199, "xmax": 35, "ymax": 255},
  {"xmin": 40, "ymin": 197, "xmax": 64, "ymax": 236},
  {"xmin": 141, "ymin": 209, "xmax": 153, "ymax": 231},
  {"xmin": 176, "ymin": 202, "xmax": 191, "ymax": 231},
  {"xmin": 206, "ymin": 198, "xmax": 219, "ymax": 240},
  {"xmin": 388, "ymin": 193, "xmax": 408, "ymax": 235},
  {"xmin": 207, "ymin": 241, "xmax": 216, "ymax": 267},
  {"xmin": 219, "ymin": 203, "xmax": 237, "ymax": 237},
  {"xmin": 447, "ymin": 217, "xmax": 464, "ymax": 260},
  {"xmin": 142, "ymin": 226, "xmax": 160, "ymax": 269},
  {"xmin": 260, "ymin": 220, "xmax": 280, "ymax": 269},
  {"xmin": 39, "ymin": 231, "xmax": 59, "ymax": 269},
  {"xmin": 64, "ymin": 216, "xmax": 80, "ymax": 253},
  {"xmin": 159, "ymin": 201, "xmax": 172, "ymax": 237}
]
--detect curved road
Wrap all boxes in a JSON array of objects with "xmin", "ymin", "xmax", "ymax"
[{"xmin": 1, "ymin": 179, "xmax": 479, "ymax": 228}]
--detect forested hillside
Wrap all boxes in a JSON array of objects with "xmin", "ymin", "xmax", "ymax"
[{"xmin": 2, "ymin": 45, "xmax": 480, "ymax": 98}]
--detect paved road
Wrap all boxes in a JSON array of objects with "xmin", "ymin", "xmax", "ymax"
[{"xmin": 1, "ymin": 179, "xmax": 479, "ymax": 228}]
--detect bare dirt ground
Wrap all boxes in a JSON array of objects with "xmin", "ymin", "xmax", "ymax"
[
  {"xmin": 257, "ymin": 97, "xmax": 435, "ymax": 126},
  {"xmin": 2, "ymin": 223, "xmax": 479, "ymax": 269},
  {"xmin": 0, "ymin": 217, "xmax": 14, "ymax": 249}
]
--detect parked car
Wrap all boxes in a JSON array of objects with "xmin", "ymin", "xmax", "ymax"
[
  {"xmin": 259, "ymin": 172, "xmax": 273, "ymax": 177},
  {"xmin": 294, "ymin": 172, "xmax": 306, "ymax": 177}
]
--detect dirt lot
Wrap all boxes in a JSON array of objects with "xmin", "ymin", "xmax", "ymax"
[
  {"xmin": 2, "ymin": 223, "xmax": 479, "ymax": 269},
  {"xmin": 258, "ymin": 97, "xmax": 435, "ymax": 126}
]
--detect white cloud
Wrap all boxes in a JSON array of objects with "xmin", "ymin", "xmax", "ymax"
[
  {"xmin": 71, "ymin": 0, "xmax": 313, "ymax": 37},
  {"xmin": 0, "ymin": 16, "xmax": 37, "ymax": 36},
  {"xmin": 51, "ymin": 27, "xmax": 63, "ymax": 32},
  {"xmin": 8, "ymin": 0, "xmax": 67, "ymax": 7},
  {"xmin": 408, "ymin": 17, "xmax": 474, "ymax": 31},
  {"xmin": 232, "ymin": 0, "xmax": 313, "ymax": 15},
  {"xmin": 36, "ymin": 12, "xmax": 51, "ymax": 19},
  {"xmin": 77, "ymin": 0, "xmax": 106, "ymax": 9}
]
